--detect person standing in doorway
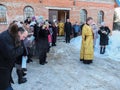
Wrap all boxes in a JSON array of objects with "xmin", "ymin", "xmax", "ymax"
[
  {"xmin": 58, "ymin": 20, "xmax": 64, "ymax": 36},
  {"xmin": 64, "ymin": 19, "xmax": 72, "ymax": 43},
  {"xmin": 80, "ymin": 17, "xmax": 94, "ymax": 64}
]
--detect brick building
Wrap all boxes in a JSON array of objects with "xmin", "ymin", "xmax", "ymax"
[{"xmin": 0, "ymin": 0, "xmax": 115, "ymax": 32}]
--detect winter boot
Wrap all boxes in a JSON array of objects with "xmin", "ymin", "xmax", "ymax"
[
  {"xmin": 100, "ymin": 47, "xmax": 102, "ymax": 54},
  {"xmin": 80, "ymin": 59, "xmax": 84, "ymax": 61},
  {"xmin": 22, "ymin": 69, "xmax": 27, "ymax": 76},
  {"xmin": 22, "ymin": 68, "xmax": 27, "ymax": 72},
  {"xmin": 16, "ymin": 70, "xmax": 27, "ymax": 84},
  {"xmin": 39, "ymin": 58, "xmax": 45, "ymax": 65},
  {"xmin": 39, "ymin": 61, "xmax": 45, "ymax": 65}
]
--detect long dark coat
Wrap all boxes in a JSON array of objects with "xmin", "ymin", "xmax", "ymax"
[
  {"xmin": 64, "ymin": 22, "xmax": 72, "ymax": 35},
  {"xmin": 0, "ymin": 30, "xmax": 24, "ymax": 90},
  {"xmin": 98, "ymin": 26, "xmax": 110, "ymax": 45},
  {"xmin": 64, "ymin": 22, "xmax": 72, "ymax": 43},
  {"xmin": 34, "ymin": 23, "xmax": 40, "ymax": 42},
  {"xmin": 35, "ymin": 27, "xmax": 49, "ymax": 57},
  {"xmin": 52, "ymin": 26, "xmax": 58, "ymax": 45},
  {"xmin": 15, "ymin": 40, "xmax": 28, "ymax": 65}
]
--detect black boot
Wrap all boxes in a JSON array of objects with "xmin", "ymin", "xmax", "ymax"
[
  {"xmin": 22, "ymin": 69, "xmax": 27, "ymax": 76},
  {"xmin": 100, "ymin": 47, "xmax": 103, "ymax": 54},
  {"xmin": 80, "ymin": 59, "xmax": 84, "ymax": 61},
  {"xmin": 39, "ymin": 62, "xmax": 45, "ymax": 65},
  {"xmin": 103, "ymin": 47, "xmax": 106, "ymax": 54},
  {"xmin": 39, "ymin": 58, "xmax": 45, "ymax": 65},
  {"xmin": 16, "ymin": 70, "xmax": 27, "ymax": 84},
  {"xmin": 44, "ymin": 54, "xmax": 48, "ymax": 64},
  {"xmin": 27, "ymin": 58, "xmax": 33, "ymax": 63},
  {"xmin": 22, "ymin": 68, "xmax": 27, "ymax": 71}
]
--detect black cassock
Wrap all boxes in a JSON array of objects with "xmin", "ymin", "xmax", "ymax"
[{"xmin": 64, "ymin": 22, "xmax": 72, "ymax": 43}]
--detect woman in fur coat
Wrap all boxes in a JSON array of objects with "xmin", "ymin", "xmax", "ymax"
[{"xmin": 98, "ymin": 22, "xmax": 111, "ymax": 54}]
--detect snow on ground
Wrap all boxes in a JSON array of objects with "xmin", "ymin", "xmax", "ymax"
[
  {"xmin": 12, "ymin": 36, "xmax": 120, "ymax": 90},
  {"xmin": 70, "ymin": 31, "xmax": 120, "ymax": 61}
]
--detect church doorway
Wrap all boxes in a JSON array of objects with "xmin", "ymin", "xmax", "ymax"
[{"xmin": 49, "ymin": 9, "xmax": 69, "ymax": 23}]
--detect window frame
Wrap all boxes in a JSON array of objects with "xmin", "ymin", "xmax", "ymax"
[
  {"xmin": 80, "ymin": 9, "xmax": 87, "ymax": 24},
  {"xmin": 24, "ymin": 6, "xmax": 34, "ymax": 20},
  {"xmin": 98, "ymin": 10, "xmax": 104, "ymax": 24},
  {"xmin": 0, "ymin": 5, "xmax": 7, "ymax": 24}
]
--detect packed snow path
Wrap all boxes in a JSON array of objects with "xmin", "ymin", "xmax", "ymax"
[{"xmin": 12, "ymin": 37, "xmax": 120, "ymax": 90}]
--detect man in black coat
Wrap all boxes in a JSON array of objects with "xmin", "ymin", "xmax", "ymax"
[
  {"xmin": 64, "ymin": 19, "xmax": 72, "ymax": 43},
  {"xmin": 0, "ymin": 23, "xmax": 28, "ymax": 90}
]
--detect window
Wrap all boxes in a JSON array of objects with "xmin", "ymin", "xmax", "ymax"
[
  {"xmin": 80, "ymin": 9, "xmax": 87, "ymax": 23},
  {"xmin": 98, "ymin": 10, "xmax": 104, "ymax": 24},
  {"xmin": 0, "ymin": 5, "xmax": 7, "ymax": 24},
  {"xmin": 24, "ymin": 6, "xmax": 34, "ymax": 20}
]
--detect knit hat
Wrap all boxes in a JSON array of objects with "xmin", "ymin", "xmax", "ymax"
[{"xmin": 32, "ymin": 16, "xmax": 36, "ymax": 21}]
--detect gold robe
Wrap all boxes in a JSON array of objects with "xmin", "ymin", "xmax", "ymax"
[
  {"xmin": 58, "ymin": 22, "xmax": 64, "ymax": 36},
  {"xmin": 80, "ymin": 24, "xmax": 94, "ymax": 61}
]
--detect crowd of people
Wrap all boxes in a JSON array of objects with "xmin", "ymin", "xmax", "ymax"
[
  {"xmin": 0, "ymin": 16, "xmax": 111, "ymax": 90},
  {"xmin": 0, "ymin": 16, "xmax": 59, "ymax": 90}
]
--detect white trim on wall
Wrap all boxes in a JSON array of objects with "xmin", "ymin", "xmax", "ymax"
[{"xmin": 45, "ymin": 6, "xmax": 71, "ymax": 10}]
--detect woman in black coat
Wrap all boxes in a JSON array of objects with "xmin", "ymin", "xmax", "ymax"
[
  {"xmin": 0, "ymin": 23, "xmax": 28, "ymax": 90},
  {"xmin": 52, "ymin": 23, "xmax": 58, "ymax": 46},
  {"xmin": 35, "ymin": 25, "xmax": 49, "ymax": 65},
  {"xmin": 98, "ymin": 22, "xmax": 110, "ymax": 54}
]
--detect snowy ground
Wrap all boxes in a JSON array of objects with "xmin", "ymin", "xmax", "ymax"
[
  {"xmin": 70, "ymin": 31, "xmax": 120, "ymax": 61},
  {"xmin": 12, "ymin": 36, "xmax": 120, "ymax": 90}
]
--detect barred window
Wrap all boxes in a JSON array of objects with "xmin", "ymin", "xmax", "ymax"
[
  {"xmin": 0, "ymin": 5, "xmax": 7, "ymax": 24},
  {"xmin": 80, "ymin": 9, "xmax": 87, "ymax": 23},
  {"xmin": 98, "ymin": 10, "xmax": 104, "ymax": 24},
  {"xmin": 24, "ymin": 6, "xmax": 34, "ymax": 20}
]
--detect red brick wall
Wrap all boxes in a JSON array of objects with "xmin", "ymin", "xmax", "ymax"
[
  {"xmin": 70, "ymin": 1, "xmax": 115, "ymax": 30},
  {"xmin": 0, "ymin": 0, "xmax": 115, "ymax": 32}
]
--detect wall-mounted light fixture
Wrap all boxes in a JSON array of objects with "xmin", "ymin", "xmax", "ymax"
[{"xmin": 39, "ymin": 0, "xmax": 42, "ymax": 3}]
